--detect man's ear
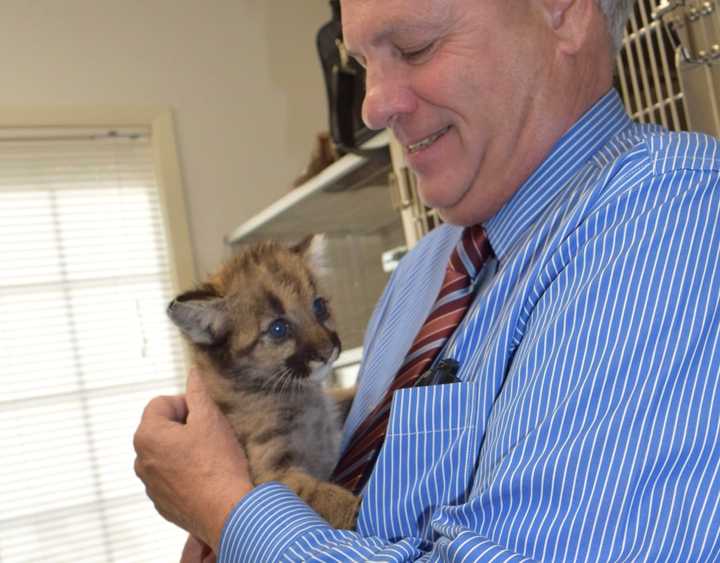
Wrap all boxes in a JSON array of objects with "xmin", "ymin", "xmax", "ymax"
[
  {"xmin": 167, "ymin": 285, "xmax": 230, "ymax": 346},
  {"xmin": 539, "ymin": 0, "xmax": 597, "ymax": 54}
]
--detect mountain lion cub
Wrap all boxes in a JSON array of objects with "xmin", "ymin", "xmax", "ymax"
[{"xmin": 167, "ymin": 236, "xmax": 359, "ymax": 529}]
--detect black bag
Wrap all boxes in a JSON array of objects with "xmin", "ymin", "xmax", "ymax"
[{"xmin": 316, "ymin": 0, "xmax": 386, "ymax": 159}]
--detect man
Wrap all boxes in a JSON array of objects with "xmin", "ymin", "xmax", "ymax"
[{"xmin": 134, "ymin": 0, "xmax": 720, "ymax": 560}]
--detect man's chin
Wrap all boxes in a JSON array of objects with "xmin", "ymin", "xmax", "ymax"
[
  {"xmin": 417, "ymin": 180, "xmax": 462, "ymax": 211},
  {"xmin": 416, "ymin": 181, "xmax": 477, "ymax": 226},
  {"xmin": 418, "ymin": 175, "xmax": 503, "ymax": 226},
  {"xmin": 433, "ymin": 206, "xmax": 476, "ymax": 227},
  {"xmin": 432, "ymin": 195, "xmax": 501, "ymax": 226}
]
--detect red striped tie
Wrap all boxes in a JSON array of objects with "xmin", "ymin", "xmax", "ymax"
[{"xmin": 332, "ymin": 225, "xmax": 492, "ymax": 493}]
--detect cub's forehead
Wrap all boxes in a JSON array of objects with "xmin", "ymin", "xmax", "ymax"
[
  {"xmin": 228, "ymin": 277, "xmax": 318, "ymax": 322},
  {"xmin": 218, "ymin": 245, "xmax": 318, "ymax": 300}
]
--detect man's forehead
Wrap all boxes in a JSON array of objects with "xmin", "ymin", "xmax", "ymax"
[{"xmin": 341, "ymin": 0, "xmax": 453, "ymax": 48}]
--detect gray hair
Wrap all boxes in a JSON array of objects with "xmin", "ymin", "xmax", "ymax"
[{"xmin": 596, "ymin": 0, "xmax": 637, "ymax": 51}]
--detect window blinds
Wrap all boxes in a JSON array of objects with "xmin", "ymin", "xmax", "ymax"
[{"xmin": 0, "ymin": 130, "xmax": 189, "ymax": 562}]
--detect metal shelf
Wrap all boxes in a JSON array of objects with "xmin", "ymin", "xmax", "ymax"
[{"xmin": 226, "ymin": 130, "xmax": 396, "ymax": 244}]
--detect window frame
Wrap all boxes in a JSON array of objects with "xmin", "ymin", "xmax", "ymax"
[
  {"xmin": 0, "ymin": 106, "xmax": 197, "ymax": 560},
  {"xmin": 0, "ymin": 106, "xmax": 195, "ymax": 295}
]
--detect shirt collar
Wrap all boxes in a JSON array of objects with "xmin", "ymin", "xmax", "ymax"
[{"xmin": 483, "ymin": 88, "xmax": 632, "ymax": 262}]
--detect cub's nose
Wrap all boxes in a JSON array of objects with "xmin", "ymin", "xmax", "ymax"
[
  {"xmin": 308, "ymin": 345, "xmax": 339, "ymax": 369},
  {"xmin": 308, "ymin": 328, "xmax": 342, "ymax": 365}
]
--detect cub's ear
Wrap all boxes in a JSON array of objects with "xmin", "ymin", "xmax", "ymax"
[
  {"xmin": 167, "ymin": 286, "xmax": 230, "ymax": 346},
  {"xmin": 290, "ymin": 234, "xmax": 328, "ymax": 275},
  {"xmin": 289, "ymin": 234, "xmax": 315, "ymax": 255}
]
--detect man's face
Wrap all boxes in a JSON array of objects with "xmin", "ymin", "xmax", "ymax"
[{"xmin": 341, "ymin": 0, "xmax": 557, "ymax": 225}]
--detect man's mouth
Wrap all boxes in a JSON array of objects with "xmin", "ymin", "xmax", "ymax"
[{"xmin": 406, "ymin": 126, "xmax": 451, "ymax": 154}]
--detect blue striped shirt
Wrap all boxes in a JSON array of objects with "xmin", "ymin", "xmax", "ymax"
[{"xmin": 218, "ymin": 90, "xmax": 720, "ymax": 562}]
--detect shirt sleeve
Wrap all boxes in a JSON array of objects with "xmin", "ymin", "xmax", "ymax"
[
  {"xmin": 217, "ymin": 483, "xmax": 427, "ymax": 562},
  {"xmin": 218, "ymin": 483, "xmax": 552, "ymax": 563},
  {"xmin": 218, "ymin": 483, "xmax": 541, "ymax": 562}
]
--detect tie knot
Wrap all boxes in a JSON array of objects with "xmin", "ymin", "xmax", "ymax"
[{"xmin": 448, "ymin": 225, "xmax": 492, "ymax": 279}]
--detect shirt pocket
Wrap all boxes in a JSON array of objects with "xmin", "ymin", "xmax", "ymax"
[{"xmin": 357, "ymin": 382, "xmax": 485, "ymax": 543}]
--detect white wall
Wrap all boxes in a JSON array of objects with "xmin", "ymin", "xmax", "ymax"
[{"xmin": 0, "ymin": 0, "xmax": 331, "ymax": 277}]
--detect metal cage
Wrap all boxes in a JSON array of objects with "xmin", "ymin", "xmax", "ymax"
[{"xmin": 616, "ymin": 0, "xmax": 690, "ymax": 129}]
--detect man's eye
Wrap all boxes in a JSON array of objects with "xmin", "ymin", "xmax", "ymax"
[
  {"xmin": 401, "ymin": 42, "xmax": 434, "ymax": 62},
  {"xmin": 268, "ymin": 319, "xmax": 291, "ymax": 341},
  {"xmin": 313, "ymin": 297, "xmax": 330, "ymax": 322}
]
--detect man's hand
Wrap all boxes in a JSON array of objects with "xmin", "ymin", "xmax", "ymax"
[
  {"xmin": 134, "ymin": 368, "xmax": 253, "ymax": 551},
  {"xmin": 180, "ymin": 534, "xmax": 217, "ymax": 563}
]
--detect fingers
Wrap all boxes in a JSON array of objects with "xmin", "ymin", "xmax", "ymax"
[
  {"xmin": 185, "ymin": 367, "xmax": 214, "ymax": 413},
  {"xmin": 134, "ymin": 395, "xmax": 187, "ymax": 464},
  {"xmin": 200, "ymin": 541, "xmax": 215, "ymax": 562},
  {"xmin": 180, "ymin": 534, "xmax": 211, "ymax": 563},
  {"xmin": 165, "ymin": 394, "xmax": 190, "ymax": 422},
  {"xmin": 186, "ymin": 367, "xmax": 205, "ymax": 400},
  {"xmin": 184, "ymin": 367, "xmax": 231, "ymax": 434},
  {"xmin": 142, "ymin": 394, "xmax": 189, "ymax": 424}
]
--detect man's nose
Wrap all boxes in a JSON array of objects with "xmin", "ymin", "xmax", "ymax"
[{"xmin": 362, "ymin": 65, "xmax": 416, "ymax": 130}]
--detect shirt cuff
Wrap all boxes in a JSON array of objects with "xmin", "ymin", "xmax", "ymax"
[{"xmin": 217, "ymin": 482, "xmax": 333, "ymax": 563}]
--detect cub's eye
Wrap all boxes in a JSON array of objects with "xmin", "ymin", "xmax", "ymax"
[
  {"xmin": 268, "ymin": 319, "xmax": 291, "ymax": 341},
  {"xmin": 313, "ymin": 297, "xmax": 330, "ymax": 322}
]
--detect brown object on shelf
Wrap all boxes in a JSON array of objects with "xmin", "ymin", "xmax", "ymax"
[{"xmin": 292, "ymin": 131, "xmax": 339, "ymax": 188}]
